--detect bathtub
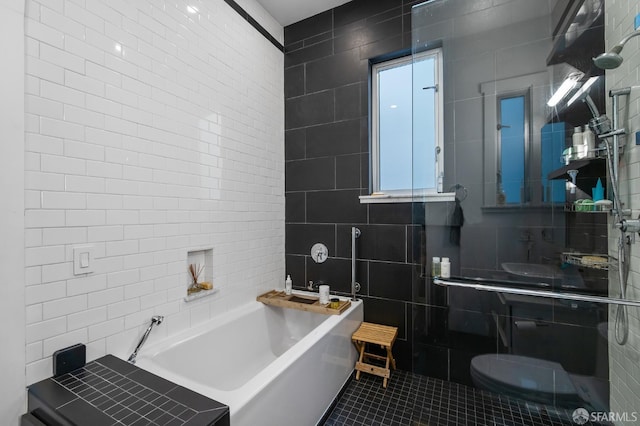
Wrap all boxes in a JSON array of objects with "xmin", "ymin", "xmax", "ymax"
[{"xmin": 134, "ymin": 292, "xmax": 363, "ymax": 425}]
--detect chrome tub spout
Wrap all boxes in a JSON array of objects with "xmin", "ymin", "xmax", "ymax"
[{"xmin": 128, "ymin": 315, "xmax": 164, "ymax": 364}]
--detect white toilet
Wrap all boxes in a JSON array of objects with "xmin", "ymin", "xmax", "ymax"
[{"xmin": 470, "ymin": 354, "xmax": 609, "ymax": 412}]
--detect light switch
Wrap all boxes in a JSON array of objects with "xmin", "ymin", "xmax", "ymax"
[
  {"xmin": 80, "ymin": 252, "xmax": 90, "ymax": 268},
  {"xmin": 73, "ymin": 245, "xmax": 95, "ymax": 275}
]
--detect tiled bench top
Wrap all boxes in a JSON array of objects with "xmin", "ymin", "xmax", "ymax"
[{"xmin": 27, "ymin": 354, "xmax": 229, "ymax": 426}]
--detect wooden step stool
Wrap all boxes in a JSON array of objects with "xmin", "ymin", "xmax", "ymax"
[{"xmin": 351, "ymin": 322, "xmax": 398, "ymax": 388}]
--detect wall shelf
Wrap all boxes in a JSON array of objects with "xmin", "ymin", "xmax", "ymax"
[
  {"xmin": 184, "ymin": 287, "xmax": 219, "ymax": 302},
  {"xmin": 186, "ymin": 247, "xmax": 214, "ymax": 299},
  {"xmin": 548, "ymin": 157, "xmax": 605, "ymax": 195},
  {"xmin": 564, "ymin": 204, "xmax": 610, "ymax": 213},
  {"xmin": 257, "ymin": 290, "xmax": 351, "ymax": 315},
  {"xmin": 548, "ymin": 158, "xmax": 599, "ymax": 179},
  {"xmin": 546, "ymin": 1, "xmax": 604, "ymax": 74},
  {"xmin": 562, "ymin": 252, "xmax": 609, "ymax": 270}
]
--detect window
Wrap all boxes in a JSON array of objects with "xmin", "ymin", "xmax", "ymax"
[
  {"xmin": 367, "ymin": 48, "xmax": 444, "ymax": 202},
  {"xmin": 498, "ymin": 92, "xmax": 528, "ymax": 204},
  {"xmin": 481, "ymin": 71, "xmax": 552, "ymax": 207}
]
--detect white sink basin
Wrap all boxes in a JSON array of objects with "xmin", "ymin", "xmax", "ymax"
[{"xmin": 501, "ymin": 263, "xmax": 563, "ymax": 280}]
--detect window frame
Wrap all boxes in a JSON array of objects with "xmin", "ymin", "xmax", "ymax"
[
  {"xmin": 480, "ymin": 71, "xmax": 547, "ymax": 208},
  {"xmin": 369, "ymin": 48, "xmax": 444, "ymax": 199}
]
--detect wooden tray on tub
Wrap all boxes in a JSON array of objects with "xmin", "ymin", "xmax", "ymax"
[{"xmin": 257, "ymin": 290, "xmax": 351, "ymax": 315}]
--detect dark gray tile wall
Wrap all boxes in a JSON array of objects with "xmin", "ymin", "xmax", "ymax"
[{"xmin": 284, "ymin": 0, "xmax": 423, "ymax": 373}]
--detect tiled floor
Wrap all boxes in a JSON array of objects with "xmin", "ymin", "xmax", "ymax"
[{"xmin": 323, "ymin": 370, "xmax": 599, "ymax": 426}]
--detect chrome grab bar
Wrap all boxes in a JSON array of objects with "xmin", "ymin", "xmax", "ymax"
[
  {"xmin": 433, "ymin": 278, "xmax": 640, "ymax": 308},
  {"xmin": 351, "ymin": 227, "xmax": 361, "ymax": 301}
]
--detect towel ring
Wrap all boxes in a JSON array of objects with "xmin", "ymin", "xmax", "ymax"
[{"xmin": 448, "ymin": 184, "xmax": 468, "ymax": 201}]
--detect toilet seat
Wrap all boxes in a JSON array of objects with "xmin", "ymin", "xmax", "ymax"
[{"xmin": 470, "ymin": 354, "xmax": 584, "ymax": 408}]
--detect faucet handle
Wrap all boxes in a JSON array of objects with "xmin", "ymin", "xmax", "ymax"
[
  {"xmin": 616, "ymin": 219, "xmax": 640, "ymax": 234},
  {"xmin": 308, "ymin": 281, "xmax": 314, "ymax": 290}
]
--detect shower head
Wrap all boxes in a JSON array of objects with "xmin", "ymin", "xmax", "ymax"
[
  {"xmin": 593, "ymin": 51, "xmax": 623, "ymax": 69},
  {"xmin": 593, "ymin": 30, "xmax": 640, "ymax": 69},
  {"xmin": 581, "ymin": 94, "xmax": 611, "ymax": 135},
  {"xmin": 574, "ymin": 91, "xmax": 611, "ymax": 136}
]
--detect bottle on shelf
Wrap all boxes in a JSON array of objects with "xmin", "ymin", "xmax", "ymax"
[
  {"xmin": 572, "ymin": 126, "xmax": 583, "ymax": 159},
  {"xmin": 583, "ymin": 125, "xmax": 596, "ymax": 158},
  {"xmin": 441, "ymin": 257, "xmax": 451, "ymax": 279},
  {"xmin": 431, "ymin": 257, "xmax": 441, "ymax": 277}
]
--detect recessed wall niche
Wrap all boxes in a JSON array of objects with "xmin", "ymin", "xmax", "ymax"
[{"xmin": 185, "ymin": 248, "xmax": 216, "ymax": 302}]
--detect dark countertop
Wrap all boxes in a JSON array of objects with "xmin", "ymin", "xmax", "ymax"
[{"xmin": 27, "ymin": 354, "xmax": 229, "ymax": 426}]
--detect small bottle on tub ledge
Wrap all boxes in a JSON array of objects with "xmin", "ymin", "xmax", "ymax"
[{"xmin": 285, "ymin": 274, "xmax": 292, "ymax": 295}]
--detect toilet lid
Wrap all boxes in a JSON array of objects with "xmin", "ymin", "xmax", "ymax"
[{"xmin": 471, "ymin": 354, "xmax": 578, "ymax": 396}]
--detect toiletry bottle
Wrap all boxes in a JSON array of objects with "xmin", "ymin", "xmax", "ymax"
[
  {"xmin": 285, "ymin": 274, "xmax": 292, "ymax": 295},
  {"xmin": 583, "ymin": 125, "xmax": 595, "ymax": 158},
  {"xmin": 572, "ymin": 126, "xmax": 583, "ymax": 159},
  {"xmin": 441, "ymin": 257, "xmax": 451, "ymax": 279},
  {"xmin": 592, "ymin": 178, "xmax": 604, "ymax": 202},
  {"xmin": 432, "ymin": 257, "xmax": 441, "ymax": 277}
]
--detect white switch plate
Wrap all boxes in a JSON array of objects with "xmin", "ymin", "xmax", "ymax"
[{"xmin": 73, "ymin": 245, "xmax": 95, "ymax": 275}]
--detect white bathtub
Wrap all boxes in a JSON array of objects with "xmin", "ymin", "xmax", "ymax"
[{"xmin": 134, "ymin": 292, "xmax": 363, "ymax": 425}]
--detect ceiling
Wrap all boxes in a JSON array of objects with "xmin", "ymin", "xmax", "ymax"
[{"xmin": 256, "ymin": 0, "xmax": 352, "ymax": 26}]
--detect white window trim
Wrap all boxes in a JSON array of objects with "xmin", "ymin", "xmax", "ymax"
[
  {"xmin": 359, "ymin": 192, "xmax": 454, "ymax": 204},
  {"xmin": 366, "ymin": 48, "xmax": 448, "ymax": 204}
]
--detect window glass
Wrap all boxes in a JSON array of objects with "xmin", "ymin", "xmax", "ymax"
[
  {"xmin": 541, "ymin": 122, "xmax": 566, "ymax": 203},
  {"xmin": 378, "ymin": 62, "xmax": 412, "ymax": 191},
  {"xmin": 372, "ymin": 49, "xmax": 442, "ymax": 195},
  {"xmin": 499, "ymin": 95, "xmax": 526, "ymax": 203}
]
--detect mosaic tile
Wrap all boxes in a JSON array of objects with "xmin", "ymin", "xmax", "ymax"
[{"xmin": 323, "ymin": 370, "xmax": 608, "ymax": 426}]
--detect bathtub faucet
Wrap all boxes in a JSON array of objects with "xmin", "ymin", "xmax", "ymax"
[
  {"xmin": 307, "ymin": 280, "xmax": 326, "ymax": 291},
  {"xmin": 127, "ymin": 315, "xmax": 164, "ymax": 364}
]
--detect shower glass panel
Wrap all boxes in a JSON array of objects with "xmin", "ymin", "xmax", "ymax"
[
  {"xmin": 411, "ymin": 52, "xmax": 439, "ymax": 192},
  {"xmin": 409, "ymin": 0, "xmax": 632, "ymax": 421}
]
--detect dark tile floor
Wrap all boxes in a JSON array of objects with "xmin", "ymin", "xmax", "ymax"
[{"xmin": 323, "ymin": 370, "xmax": 602, "ymax": 426}]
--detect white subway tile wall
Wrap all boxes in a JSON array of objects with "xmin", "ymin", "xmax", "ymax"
[
  {"xmin": 606, "ymin": 0, "xmax": 640, "ymax": 418},
  {"xmin": 24, "ymin": 0, "xmax": 284, "ymax": 384}
]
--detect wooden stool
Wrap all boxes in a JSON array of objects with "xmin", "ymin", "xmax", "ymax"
[{"xmin": 351, "ymin": 322, "xmax": 398, "ymax": 388}]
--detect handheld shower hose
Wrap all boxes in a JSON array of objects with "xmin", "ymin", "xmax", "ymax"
[
  {"xmin": 599, "ymin": 88, "xmax": 631, "ymax": 345},
  {"xmin": 593, "ymin": 29, "xmax": 637, "ymax": 344}
]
